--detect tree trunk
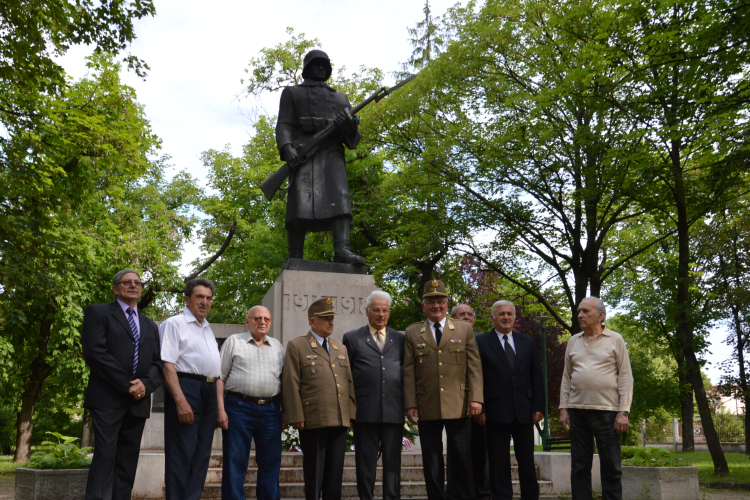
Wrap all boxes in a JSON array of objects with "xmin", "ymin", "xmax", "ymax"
[
  {"xmin": 677, "ymin": 356, "xmax": 695, "ymax": 452},
  {"xmin": 80, "ymin": 409, "xmax": 95, "ymax": 449},
  {"xmin": 671, "ymin": 146, "xmax": 728, "ymax": 475},
  {"xmin": 13, "ymin": 303, "xmax": 55, "ymax": 462}
]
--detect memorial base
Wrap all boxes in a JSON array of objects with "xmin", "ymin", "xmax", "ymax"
[{"xmin": 262, "ymin": 266, "xmax": 379, "ymax": 346}]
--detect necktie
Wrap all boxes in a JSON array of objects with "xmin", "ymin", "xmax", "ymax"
[
  {"xmin": 322, "ymin": 338, "xmax": 329, "ymax": 354},
  {"xmin": 375, "ymin": 330, "xmax": 386, "ymax": 351},
  {"xmin": 434, "ymin": 322, "xmax": 442, "ymax": 345},
  {"xmin": 127, "ymin": 308, "xmax": 140, "ymax": 377},
  {"xmin": 503, "ymin": 335, "xmax": 515, "ymax": 370}
]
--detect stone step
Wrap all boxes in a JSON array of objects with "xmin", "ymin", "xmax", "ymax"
[
  {"xmin": 208, "ymin": 450, "xmax": 532, "ymax": 469},
  {"xmin": 208, "ymin": 451, "xmax": 433, "ymax": 469},
  {"xmin": 205, "ymin": 465, "xmax": 538, "ymax": 484},
  {"xmin": 199, "ymin": 480, "xmax": 555, "ymax": 499}
]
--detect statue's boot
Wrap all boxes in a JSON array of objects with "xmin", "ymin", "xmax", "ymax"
[
  {"xmin": 287, "ymin": 229, "xmax": 305, "ymax": 260},
  {"xmin": 331, "ymin": 217, "xmax": 366, "ymax": 265}
]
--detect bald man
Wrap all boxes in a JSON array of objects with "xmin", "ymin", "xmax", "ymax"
[{"xmin": 216, "ymin": 306, "xmax": 285, "ymax": 500}]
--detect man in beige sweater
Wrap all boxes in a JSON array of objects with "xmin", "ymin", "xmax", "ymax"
[{"xmin": 559, "ymin": 297, "xmax": 633, "ymax": 500}]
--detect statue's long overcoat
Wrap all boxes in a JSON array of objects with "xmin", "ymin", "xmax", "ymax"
[{"xmin": 276, "ymin": 80, "xmax": 361, "ymax": 231}]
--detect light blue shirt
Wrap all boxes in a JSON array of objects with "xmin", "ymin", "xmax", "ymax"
[
  {"xmin": 116, "ymin": 299, "xmax": 139, "ymax": 337},
  {"xmin": 310, "ymin": 330, "xmax": 329, "ymax": 353}
]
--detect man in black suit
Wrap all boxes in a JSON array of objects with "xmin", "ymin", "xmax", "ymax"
[
  {"xmin": 82, "ymin": 268, "xmax": 163, "ymax": 500},
  {"xmin": 475, "ymin": 300, "xmax": 544, "ymax": 500},
  {"xmin": 452, "ymin": 304, "xmax": 490, "ymax": 500},
  {"xmin": 342, "ymin": 291, "xmax": 405, "ymax": 500}
]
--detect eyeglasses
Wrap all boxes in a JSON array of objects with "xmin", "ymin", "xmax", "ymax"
[
  {"xmin": 118, "ymin": 280, "xmax": 143, "ymax": 287},
  {"xmin": 425, "ymin": 299, "xmax": 448, "ymax": 306},
  {"xmin": 248, "ymin": 316, "xmax": 271, "ymax": 323}
]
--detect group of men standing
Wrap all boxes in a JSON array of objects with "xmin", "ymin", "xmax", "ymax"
[{"xmin": 80, "ymin": 268, "xmax": 633, "ymax": 500}]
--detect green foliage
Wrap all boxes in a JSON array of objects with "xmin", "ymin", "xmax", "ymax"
[
  {"xmin": 0, "ymin": 407, "xmax": 14, "ymax": 455},
  {"xmin": 623, "ymin": 447, "xmax": 690, "ymax": 468},
  {"xmin": 0, "ymin": 54, "xmax": 200, "ymax": 459},
  {"xmin": 29, "ymin": 432, "xmax": 91, "ymax": 469}
]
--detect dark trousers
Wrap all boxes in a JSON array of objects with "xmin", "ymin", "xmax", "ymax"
[
  {"xmin": 471, "ymin": 419, "xmax": 491, "ymax": 500},
  {"xmin": 353, "ymin": 422, "xmax": 403, "ymax": 500},
  {"xmin": 164, "ymin": 377, "xmax": 218, "ymax": 500},
  {"xmin": 84, "ymin": 407, "xmax": 146, "ymax": 500},
  {"xmin": 569, "ymin": 409, "xmax": 622, "ymax": 500},
  {"xmin": 447, "ymin": 419, "xmax": 490, "ymax": 500},
  {"xmin": 299, "ymin": 426, "xmax": 348, "ymax": 500},
  {"xmin": 419, "ymin": 418, "xmax": 474, "ymax": 500},
  {"xmin": 485, "ymin": 420, "xmax": 538, "ymax": 500},
  {"xmin": 222, "ymin": 394, "xmax": 282, "ymax": 500}
]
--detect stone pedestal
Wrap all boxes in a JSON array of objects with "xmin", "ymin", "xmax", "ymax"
[{"xmin": 262, "ymin": 264, "xmax": 379, "ymax": 346}]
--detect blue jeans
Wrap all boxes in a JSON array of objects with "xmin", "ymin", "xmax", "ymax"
[{"xmin": 221, "ymin": 394, "xmax": 282, "ymax": 500}]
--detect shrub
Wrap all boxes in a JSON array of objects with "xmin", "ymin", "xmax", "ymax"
[
  {"xmin": 28, "ymin": 432, "xmax": 91, "ymax": 469},
  {"xmin": 623, "ymin": 447, "xmax": 689, "ymax": 467}
]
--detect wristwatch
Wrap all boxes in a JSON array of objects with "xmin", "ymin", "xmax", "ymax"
[{"xmin": 620, "ymin": 411, "xmax": 629, "ymax": 417}]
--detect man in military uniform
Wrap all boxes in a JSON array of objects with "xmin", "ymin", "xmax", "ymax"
[
  {"xmin": 282, "ymin": 297, "xmax": 357, "ymax": 500},
  {"xmin": 276, "ymin": 49, "xmax": 364, "ymax": 265},
  {"xmin": 404, "ymin": 280, "xmax": 484, "ymax": 500}
]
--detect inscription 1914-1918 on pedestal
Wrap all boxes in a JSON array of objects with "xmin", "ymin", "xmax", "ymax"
[{"xmin": 283, "ymin": 294, "xmax": 367, "ymax": 315}]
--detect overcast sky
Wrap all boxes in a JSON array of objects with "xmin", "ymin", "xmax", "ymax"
[{"xmin": 57, "ymin": 0, "xmax": 733, "ymax": 385}]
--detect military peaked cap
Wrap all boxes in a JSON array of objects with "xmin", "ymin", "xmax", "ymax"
[
  {"xmin": 422, "ymin": 279, "xmax": 448, "ymax": 298},
  {"xmin": 308, "ymin": 297, "xmax": 336, "ymax": 318}
]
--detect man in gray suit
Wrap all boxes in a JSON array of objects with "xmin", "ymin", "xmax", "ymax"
[{"xmin": 343, "ymin": 291, "xmax": 405, "ymax": 500}]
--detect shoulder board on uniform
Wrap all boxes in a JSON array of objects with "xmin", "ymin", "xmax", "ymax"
[{"xmin": 407, "ymin": 322, "xmax": 424, "ymax": 328}]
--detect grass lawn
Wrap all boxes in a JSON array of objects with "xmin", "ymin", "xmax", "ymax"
[
  {"xmin": 0, "ymin": 456, "xmax": 26, "ymax": 475},
  {"xmin": 671, "ymin": 452, "xmax": 750, "ymax": 485}
]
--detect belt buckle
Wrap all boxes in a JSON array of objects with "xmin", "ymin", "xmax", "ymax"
[
  {"xmin": 258, "ymin": 398, "xmax": 269, "ymax": 405},
  {"xmin": 206, "ymin": 377, "xmax": 215, "ymax": 383}
]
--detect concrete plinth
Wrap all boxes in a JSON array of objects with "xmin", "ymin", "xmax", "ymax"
[
  {"xmin": 262, "ymin": 268, "xmax": 379, "ymax": 346},
  {"xmin": 622, "ymin": 466, "xmax": 699, "ymax": 500}
]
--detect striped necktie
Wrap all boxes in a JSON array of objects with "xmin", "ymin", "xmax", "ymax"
[{"xmin": 127, "ymin": 308, "xmax": 140, "ymax": 377}]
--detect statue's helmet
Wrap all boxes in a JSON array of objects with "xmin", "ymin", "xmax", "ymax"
[{"xmin": 302, "ymin": 49, "xmax": 332, "ymax": 81}]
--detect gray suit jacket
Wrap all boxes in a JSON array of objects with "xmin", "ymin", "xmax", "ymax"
[{"xmin": 342, "ymin": 325, "xmax": 405, "ymax": 424}]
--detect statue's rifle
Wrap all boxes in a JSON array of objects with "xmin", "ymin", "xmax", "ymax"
[{"xmin": 259, "ymin": 74, "xmax": 417, "ymax": 202}]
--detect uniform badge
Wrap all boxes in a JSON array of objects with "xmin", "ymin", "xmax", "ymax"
[
  {"xmin": 310, "ymin": 338, "xmax": 317, "ymax": 348},
  {"xmin": 419, "ymin": 357, "xmax": 424, "ymax": 364},
  {"xmin": 447, "ymin": 320, "xmax": 455, "ymax": 330},
  {"xmin": 416, "ymin": 343, "xmax": 426, "ymax": 349},
  {"xmin": 332, "ymin": 342, "xmax": 339, "ymax": 350},
  {"xmin": 337, "ymin": 354, "xmax": 345, "ymax": 360},
  {"xmin": 420, "ymin": 325, "xmax": 426, "ymax": 333},
  {"xmin": 450, "ymin": 339, "xmax": 462, "ymax": 344},
  {"xmin": 307, "ymin": 355, "xmax": 318, "ymax": 360},
  {"xmin": 310, "ymin": 368, "xmax": 316, "ymax": 375}
]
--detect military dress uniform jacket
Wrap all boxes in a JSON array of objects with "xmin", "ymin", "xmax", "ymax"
[
  {"xmin": 282, "ymin": 333, "xmax": 357, "ymax": 429},
  {"xmin": 276, "ymin": 80, "xmax": 361, "ymax": 231},
  {"xmin": 404, "ymin": 318, "xmax": 483, "ymax": 421}
]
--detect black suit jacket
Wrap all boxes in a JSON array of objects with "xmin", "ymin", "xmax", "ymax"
[
  {"xmin": 82, "ymin": 301, "xmax": 163, "ymax": 418},
  {"xmin": 342, "ymin": 325, "xmax": 405, "ymax": 424},
  {"xmin": 477, "ymin": 330, "xmax": 544, "ymax": 424}
]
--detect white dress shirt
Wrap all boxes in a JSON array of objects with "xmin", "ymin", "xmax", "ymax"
[
  {"xmin": 427, "ymin": 317, "xmax": 448, "ymax": 342},
  {"xmin": 495, "ymin": 329, "xmax": 516, "ymax": 353},
  {"xmin": 159, "ymin": 307, "xmax": 221, "ymax": 378},
  {"xmin": 220, "ymin": 332, "xmax": 285, "ymax": 398}
]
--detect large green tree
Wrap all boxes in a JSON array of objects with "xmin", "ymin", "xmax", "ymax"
[
  {"xmin": 610, "ymin": 0, "xmax": 750, "ymax": 474},
  {"xmin": 0, "ymin": 56, "xmax": 199, "ymax": 461}
]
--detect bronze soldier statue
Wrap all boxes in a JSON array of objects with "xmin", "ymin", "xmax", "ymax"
[{"xmin": 275, "ymin": 49, "xmax": 365, "ymax": 265}]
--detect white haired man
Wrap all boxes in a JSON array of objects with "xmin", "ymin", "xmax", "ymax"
[
  {"xmin": 342, "ymin": 291, "xmax": 405, "ymax": 500},
  {"xmin": 216, "ymin": 305, "xmax": 285, "ymax": 500},
  {"xmin": 559, "ymin": 297, "xmax": 633, "ymax": 500}
]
